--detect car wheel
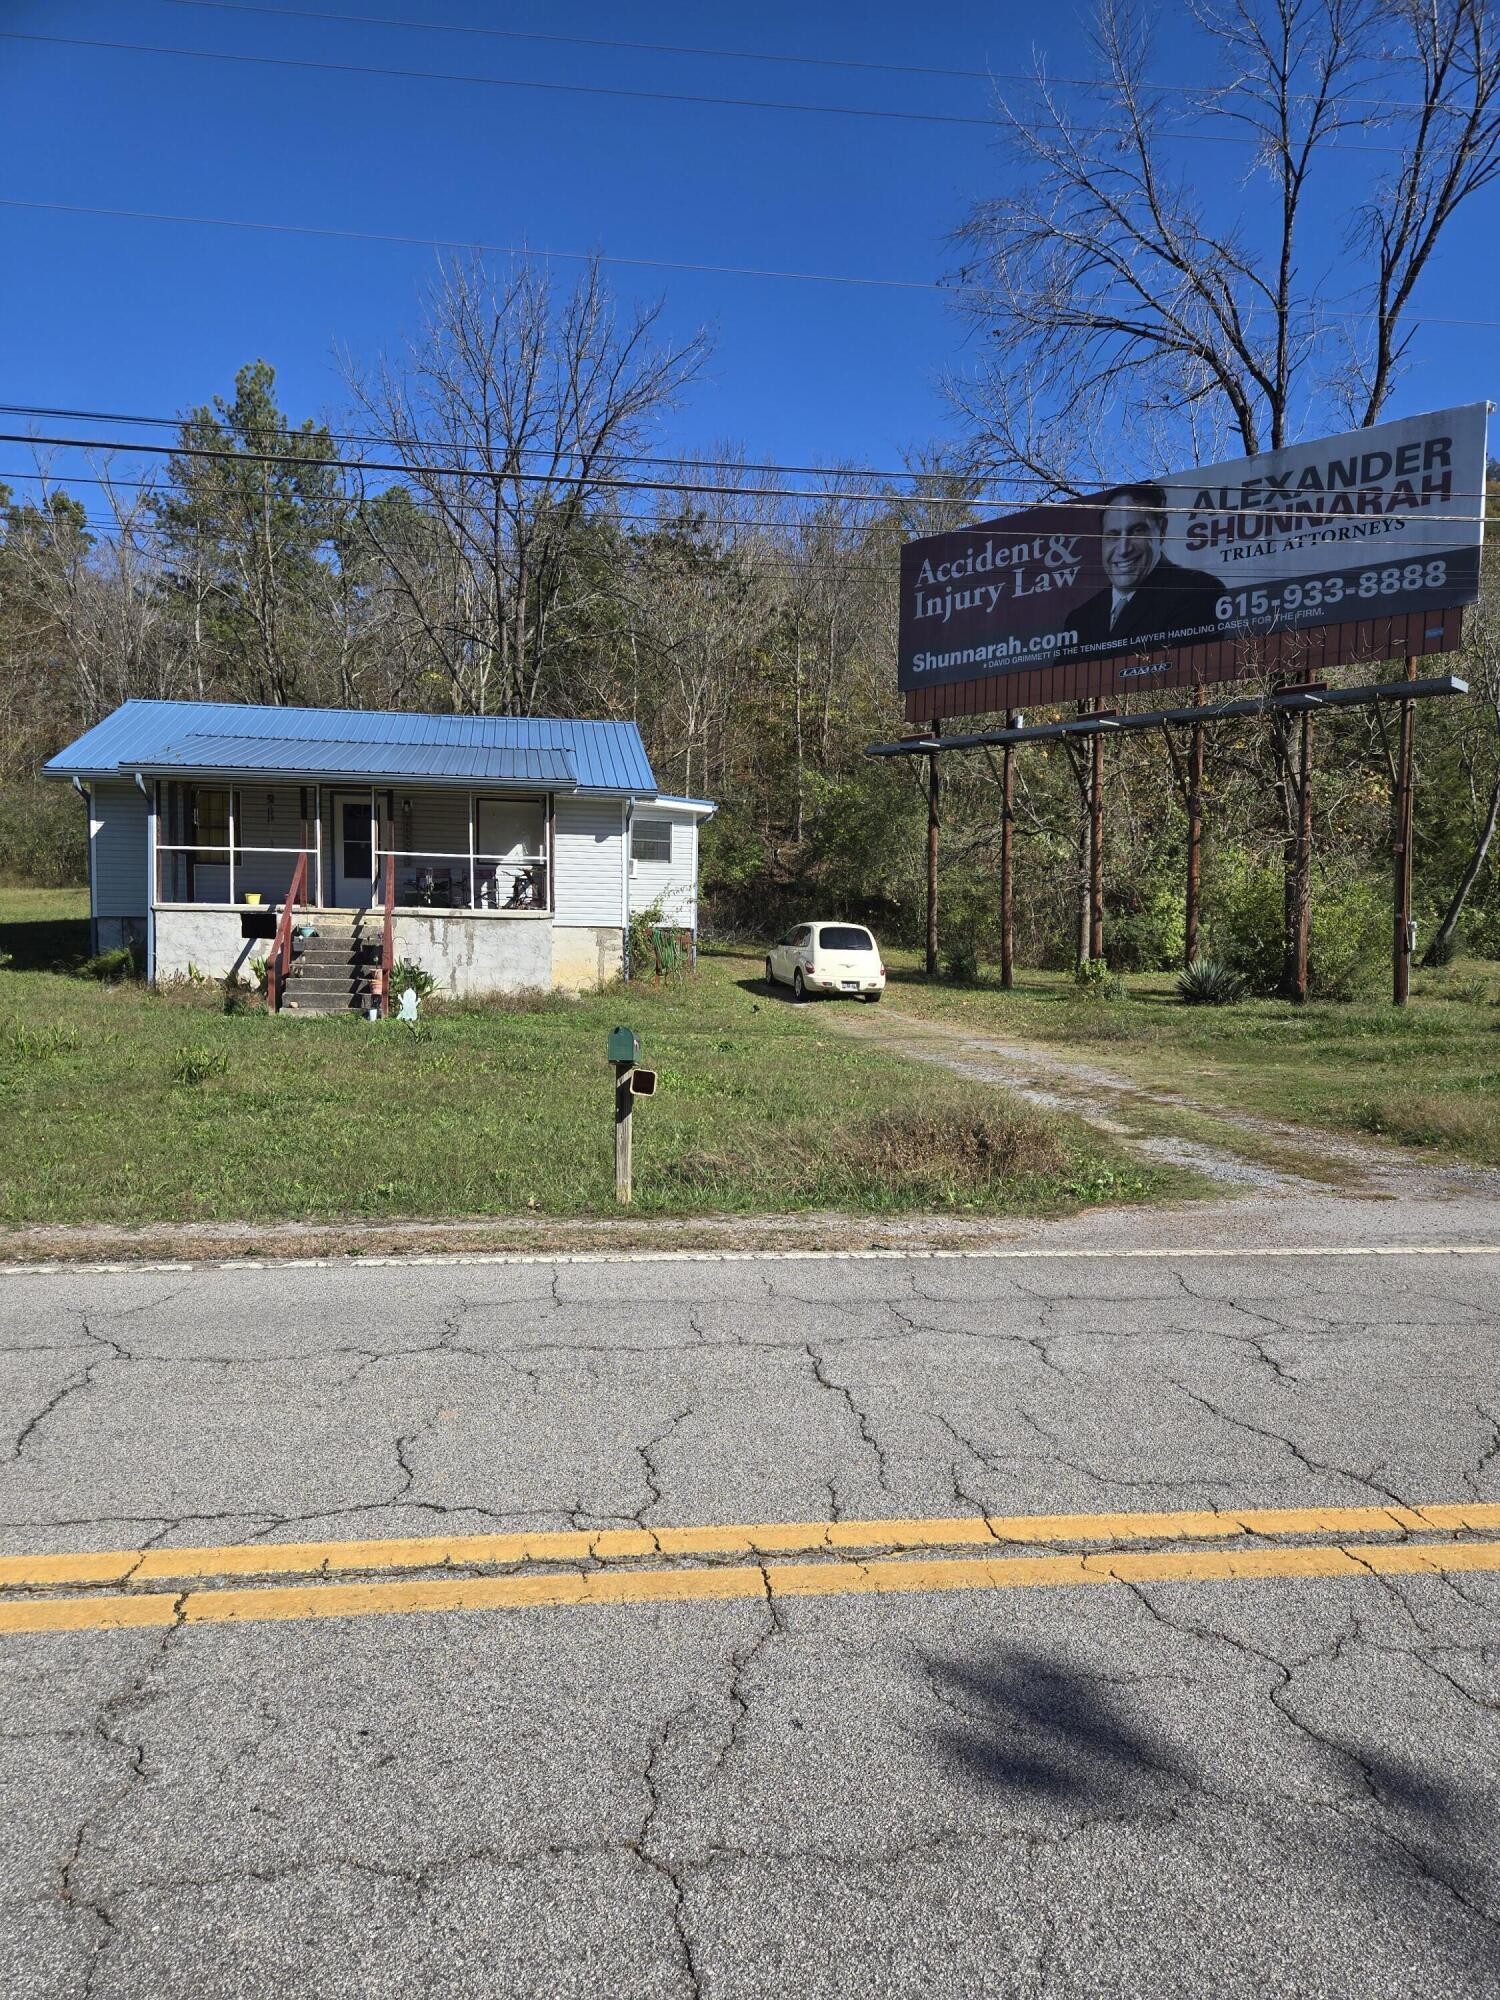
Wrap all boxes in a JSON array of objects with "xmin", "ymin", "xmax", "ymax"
[
  {"xmin": 764, "ymin": 957, "xmax": 776, "ymax": 988},
  {"xmin": 793, "ymin": 969, "xmax": 806, "ymax": 1002},
  {"xmin": 862, "ymin": 992, "xmax": 881, "ymax": 1004}
]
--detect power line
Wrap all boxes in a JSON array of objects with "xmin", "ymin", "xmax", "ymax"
[
  {"xmin": 0, "ymin": 428, "xmax": 1014, "ymax": 508},
  {"xmin": 0, "ymin": 198, "xmax": 940, "ymax": 295},
  {"xmin": 0, "ymin": 31, "xmax": 1419, "ymax": 153},
  {"xmin": 157, "ymin": 0, "xmax": 1463, "ymax": 118},
  {"xmin": 4, "ymin": 432, "xmax": 1490, "ymax": 520},
  {"xmin": 12, "ymin": 198, "xmax": 1500, "ymax": 339},
  {"xmin": 0, "ymin": 402, "xmax": 967, "ymax": 489},
  {"xmin": 6, "ymin": 399, "xmax": 1496, "ymax": 502},
  {"xmin": 0, "ymin": 29, "xmax": 1039, "ymax": 131}
]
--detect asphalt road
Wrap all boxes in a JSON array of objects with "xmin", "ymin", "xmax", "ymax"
[{"xmin": 4, "ymin": 1234, "xmax": 1500, "ymax": 1998}]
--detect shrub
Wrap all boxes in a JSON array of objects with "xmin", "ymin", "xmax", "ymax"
[
  {"xmin": 81, "ymin": 944, "xmax": 142, "ymax": 982},
  {"xmin": 1308, "ymin": 876, "xmax": 1386, "ymax": 1000},
  {"xmin": 1177, "ymin": 957, "xmax": 1242, "ymax": 1006},
  {"xmin": 941, "ymin": 922, "xmax": 982, "ymax": 985},
  {"xmin": 627, "ymin": 898, "xmax": 668, "ymax": 980},
  {"xmin": 389, "ymin": 957, "xmax": 436, "ymax": 1001},
  {"xmin": 1074, "ymin": 957, "xmax": 1125, "ymax": 1001},
  {"xmin": 170, "ymin": 1044, "xmax": 229, "ymax": 1086},
  {"xmin": 1204, "ymin": 852, "xmax": 1284, "ymax": 996},
  {"xmin": 1108, "ymin": 881, "xmax": 1186, "ymax": 972}
]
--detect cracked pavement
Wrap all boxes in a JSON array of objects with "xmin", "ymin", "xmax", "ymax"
[{"xmin": 2, "ymin": 1237, "xmax": 1499, "ymax": 1997}]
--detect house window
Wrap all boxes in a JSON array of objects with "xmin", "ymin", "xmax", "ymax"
[
  {"xmin": 193, "ymin": 788, "xmax": 229, "ymax": 850},
  {"xmin": 631, "ymin": 818, "xmax": 672, "ymax": 865}
]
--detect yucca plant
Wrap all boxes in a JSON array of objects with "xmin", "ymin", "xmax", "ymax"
[{"xmin": 1177, "ymin": 957, "xmax": 1242, "ymax": 1006}]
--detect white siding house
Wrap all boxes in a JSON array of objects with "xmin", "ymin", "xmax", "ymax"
[
  {"xmin": 46, "ymin": 702, "xmax": 714, "ymax": 1005},
  {"xmin": 627, "ymin": 799, "xmax": 708, "ymax": 931},
  {"xmin": 553, "ymin": 797, "xmax": 627, "ymax": 926},
  {"xmin": 88, "ymin": 777, "xmax": 149, "ymax": 951}
]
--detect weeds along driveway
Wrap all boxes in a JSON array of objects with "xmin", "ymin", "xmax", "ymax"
[{"xmin": 825, "ymin": 1001, "xmax": 1500, "ymax": 1206}]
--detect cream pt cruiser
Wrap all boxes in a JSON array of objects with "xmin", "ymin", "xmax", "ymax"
[{"xmin": 765, "ymin": 923, "xmax": 885, "ymax": 1002}]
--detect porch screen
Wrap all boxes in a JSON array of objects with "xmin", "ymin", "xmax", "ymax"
[{"xmin": 476, "ymin": 799, "xmax": 544, "ymax": 860}]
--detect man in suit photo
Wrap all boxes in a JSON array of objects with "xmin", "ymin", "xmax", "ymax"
[{"xmin": 1071, "ymin": 482, "xmax": 1223, "ymax": 651}]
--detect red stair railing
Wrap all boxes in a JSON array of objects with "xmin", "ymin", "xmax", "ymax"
[{"xmin": 267, "ymin": 851, "xmax": 308, "ymax": 1013}]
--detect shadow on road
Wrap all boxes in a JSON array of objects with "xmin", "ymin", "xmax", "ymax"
[{"xmin": 920, "ymin": 1642, "xmax": 1499, "ymax": 1984}]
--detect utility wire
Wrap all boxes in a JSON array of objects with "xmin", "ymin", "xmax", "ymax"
[
  {"xmin": 157, "ymin": 0, "xmax": 1466, "ymax": 118},
  {"xmin": 0, "ymin": 402, "xmax": 971, "ymax": 489},
  {"xmin": 4, "ymin": 433, "xmax": 1490, "ymax": 523},
  {"xmin": 0, "ymin": 428, "xmax": 1023, "ymax": 508},
  {"xmin": 0, "ymin": 31, "xmax": 1422, "ymax": 153},
  {"xmin": 10, "ymin": 201, "xmax": 1499, "ymax": 339},
  {"xmin": 0, "ymin": 199, "xmax": 940, "ymax": 295},
  {"xmin": 6, "ymin": 404, "xmax": 1495, "ymax": 504}
]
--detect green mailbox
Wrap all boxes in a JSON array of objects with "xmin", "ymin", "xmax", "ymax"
[{"xmin": 607, "ymin": 1026, "xmax": 640, "ymax": 1064}]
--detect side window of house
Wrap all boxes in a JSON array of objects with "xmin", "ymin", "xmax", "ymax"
[{"xmin": 631, "ymin": 818, "xmax": 672, "ymax": 865}]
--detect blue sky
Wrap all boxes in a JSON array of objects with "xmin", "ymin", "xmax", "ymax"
[{"xmin": 1, "ymin": 0, "xmax": 1496, "ymax": 514}]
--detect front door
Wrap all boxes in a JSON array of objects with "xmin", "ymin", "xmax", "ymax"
[{"xmin": 332, "ymin": 793, "xmax": 375, "ymax": 907}]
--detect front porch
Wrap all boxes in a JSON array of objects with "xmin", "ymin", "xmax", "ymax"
[
  {"xmin": 152, "ymin": 781, "xmax": 552, "ymax": 915},
  {"xmin": 148, "ymin": 781, "xmax": 620, "ymax": 1001}
]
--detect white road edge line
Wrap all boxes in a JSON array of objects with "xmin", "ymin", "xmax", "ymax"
[{"xmin": 0, "ymin": 1245, "xmax": 1499, "ymax": 1276}]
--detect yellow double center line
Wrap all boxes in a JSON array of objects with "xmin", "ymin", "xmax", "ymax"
[{"xmin": 3, "ymin": 1502, "xmax": 1500, "ymax": 1636}]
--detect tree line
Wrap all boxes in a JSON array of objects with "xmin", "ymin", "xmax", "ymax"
[{"xmin": 4, "ymin": 0, "xmax": 1500, "ymax": 985}]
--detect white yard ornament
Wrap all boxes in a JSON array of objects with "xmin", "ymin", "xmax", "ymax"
[{"xmin": 397, "ymin": 987, "xmax": 420, "ymax": 1024}]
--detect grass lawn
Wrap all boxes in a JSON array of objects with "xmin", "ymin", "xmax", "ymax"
[
  {"xmin": 0, "ymin": 890, "xmax": 1177, "ymax": 1226},
  {"xmin": 875, "ymin": 950, "xmax": 1500, "ymax": 1167}
]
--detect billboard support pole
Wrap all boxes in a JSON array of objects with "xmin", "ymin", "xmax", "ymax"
[
  {"xmin": 926, "ymin": 719, "xmax": 941, "ymax": 977},
  {"xmin": 1000, "ymin": 712, "xmax": 1017, "ymax": 990},
  {"xmin": 1186, "ymin": 689, "xmax": 1204, "ymax": 968},
  {"xmin": 1289, "ymin": 690, "xmax": 1315, "ymax": 1005},
  {"xmin": 1393, "ymin": 654, "xmax": 1418, "ymax": 1006},
  {"xmin": 1089, "ymin": 710, "xmax": 1105, "ymax": 963}
]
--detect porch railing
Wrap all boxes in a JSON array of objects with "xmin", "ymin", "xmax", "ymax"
[
  {"xmin": 267, "ymin": 852, "xmax": 309, "ymax": 1014},
  {"xmin": 374, "ymin": 848, "xmax": 548, "ymax": 912},
  {"xmin": 379, "ymin": 849, "xmax": 396, "ymax": 1018}
]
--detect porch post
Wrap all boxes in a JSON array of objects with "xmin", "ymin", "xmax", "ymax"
[
  {"xmin": 468, "ymin": 792, "xmax": 476, "ymax": 908},
  {"xmin": 145, "ymin": 779, "xmax": 157, "ymax": 985},
  {"xmin": 313, "ymin": 784, "xmax": 324, "ymax": 906},
  {"xmin": 227, "ymin": 787, "xmax": 237, "ymax": 907}
]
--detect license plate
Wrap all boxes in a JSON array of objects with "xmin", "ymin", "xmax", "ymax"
[{"xmin": 841, "ymin": 980, "xmax": 859, "ymax": 990}]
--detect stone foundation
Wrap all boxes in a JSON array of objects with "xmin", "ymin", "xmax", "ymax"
[{"xmin": 151, "ymin": 907, "xmax": 625, "ymax": 998}]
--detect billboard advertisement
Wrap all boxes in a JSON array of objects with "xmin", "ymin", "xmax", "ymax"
[{"xmin": 899, "ymin": 403, "xmax": 1488, "ymax": 708}]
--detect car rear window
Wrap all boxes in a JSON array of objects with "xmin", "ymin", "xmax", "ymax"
[{"xmin": 817, "ymin": 927, "xmax": 875, "ymax": 952}]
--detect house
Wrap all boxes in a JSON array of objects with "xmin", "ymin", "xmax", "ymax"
[{"xmin": 45, "ymin": 700, "xmax": 713, "ymax": 1007}]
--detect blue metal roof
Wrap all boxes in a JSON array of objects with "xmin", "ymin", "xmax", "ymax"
[
  {"xmin": 45, "ymin": 700, "xmax": 659, "ymax": 793},
  {"xmin": 144, "ymin": 733, "xmax": 577, "ymax": 785}
]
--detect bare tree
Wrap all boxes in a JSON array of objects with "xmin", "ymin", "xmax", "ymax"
[
  {"xmin": 951, "ymin": 0, "xmax": 1500, "ymax": 486},
  {"xmin": 346, "ymin": 257, "xmax": 711, "ymax": 716},
  {"xmin": 8, "ymin": 458, "xmax": 184, "ymax": 725}
]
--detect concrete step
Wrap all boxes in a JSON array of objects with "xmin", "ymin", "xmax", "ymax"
[
  {"xmin": 292, "ymin": 951, "xmax": 362, "ymax": 972},
  {"xmin": 287, "ymin": 977, "xmax": 370, "ymax": 1000}
]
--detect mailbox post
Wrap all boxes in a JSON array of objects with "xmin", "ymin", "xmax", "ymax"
[
  {"xmin": 607, "ymin": 1027, "xmax": 658, "ymax": 1204},
  {"xmin": 608, "ymin": 1026, "xmax": 639, "ymax": 1204}
]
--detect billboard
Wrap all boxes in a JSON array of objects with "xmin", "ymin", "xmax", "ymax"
[{"xmin": 900, "ymin": 403, "xmax": 1488, "ymax": 719}]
